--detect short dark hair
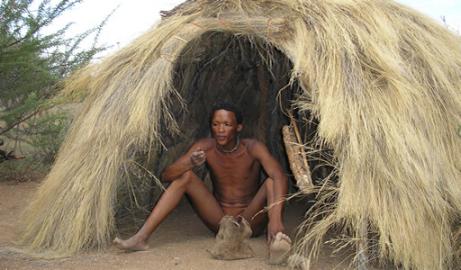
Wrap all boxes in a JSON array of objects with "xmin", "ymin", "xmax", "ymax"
[{"xmin": 209, "ymin": 101, "xmax": 243, "ymax": 124}]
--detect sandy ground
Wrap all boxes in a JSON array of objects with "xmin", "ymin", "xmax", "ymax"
[{"xmin": 0, "ymin": 181, "xmax": 373, "ymax": 270}]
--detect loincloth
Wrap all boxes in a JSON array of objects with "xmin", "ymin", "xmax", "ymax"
[
  {"xmin": 218, "ymin": 201, "xmax": 248, "ymax": 217},
  {"xmin": 218, "ymin": 201, "xmax": 268, "ymax": 236}
]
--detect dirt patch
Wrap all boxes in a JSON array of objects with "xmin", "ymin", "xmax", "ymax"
[{"xmin": 0, "ymin": 181, "xmax": 373, "ymax": 270}]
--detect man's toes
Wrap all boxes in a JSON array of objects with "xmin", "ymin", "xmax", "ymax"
[
  {"xmin": 269, "ymin": 232, "xmax": 291, "ymax": 265},
  {"xmin": 113, "ymin": 237, "xmax": 122, "ymax": 244},
  {"xmin": 279, "ymin": 233, "xmax": 292, "ymax": 244},
  {"xmin": 113, "ymin": 237, "xmax": 124, "ymax": 248},
  {"xmin": 112, "ymin": 237, "xmax": 148, "ymax": 252}
]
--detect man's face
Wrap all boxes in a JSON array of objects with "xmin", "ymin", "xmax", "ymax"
[{"xmin": 211, "ymin": 109, "xmax": 243, "ymax": 147}]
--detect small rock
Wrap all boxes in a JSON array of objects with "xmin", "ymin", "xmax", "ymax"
[{"xmin": 173, "ymin": 257, "xmax": 181, "ymax": 265}]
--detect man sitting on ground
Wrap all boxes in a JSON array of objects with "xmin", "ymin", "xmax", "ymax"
[{"xmin": 114, "ymin": 102, "xmax": 291, "ymax": 264}]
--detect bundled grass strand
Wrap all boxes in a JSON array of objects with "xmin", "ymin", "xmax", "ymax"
[{"xmin": 18, "ymin": 0, "xmax": 461, "ymax": 269}]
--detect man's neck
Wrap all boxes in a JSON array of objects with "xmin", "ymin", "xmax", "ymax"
[{"xmin": 217, "ymin": 137, "xmax": 240, "ymax": 154}]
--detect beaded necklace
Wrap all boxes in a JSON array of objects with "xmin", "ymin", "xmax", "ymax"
[{"xmin": 218, "ymin": 137, "xmax": 240, "ymax": 153}]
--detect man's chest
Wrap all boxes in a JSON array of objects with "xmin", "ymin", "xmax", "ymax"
[{"xmin": 206, "ymin": 149, "xmax": 259, "ymax": 176}]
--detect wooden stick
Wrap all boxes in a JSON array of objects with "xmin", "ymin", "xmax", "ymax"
[
  {"xmin": 282, "ymin": 125, "xmax": 313, "ymax": 193},
  {"xmin": 288, "ymin": 111, "xmax": 309, "ymax": 171}
]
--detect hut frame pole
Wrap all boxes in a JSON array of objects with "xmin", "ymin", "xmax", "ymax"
[{"xmin": 357, "ymin": 219, "xmax": 369, "ymax": 270}]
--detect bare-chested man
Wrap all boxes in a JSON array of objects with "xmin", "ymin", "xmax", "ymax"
[{"xmin": 114, "ymin": 102, "xmax": 291, "ymax": 263}]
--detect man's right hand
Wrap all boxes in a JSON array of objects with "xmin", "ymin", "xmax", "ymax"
[{"xmin": 190, "ymin": 149, "xmax": 206, "ymax": 167}]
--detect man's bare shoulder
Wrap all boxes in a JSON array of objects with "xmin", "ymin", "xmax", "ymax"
[{"xmin": 242, "ymin": 138, "xmax": 267, "ymax": 154}]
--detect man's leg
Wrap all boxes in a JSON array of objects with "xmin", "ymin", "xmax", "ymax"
[
  {"xmin": 239, "ymin": 177, "xmax": 291, "ymax": 264},
  {"xmin": 114, "ymin": 171, "xmax": 224, "ymax": 250},
  {"xmin": 240, "ymin": 178, "xmax": 286, "ymax": 238}
]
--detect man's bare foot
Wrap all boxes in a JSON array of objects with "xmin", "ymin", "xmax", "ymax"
[
  {"xmin": 113, "ymin": 236, "xmax": 149, "ymax": 251},
  {"xmin": 268, "ymin": 232, "xmax": 291, "ymax": 265}
]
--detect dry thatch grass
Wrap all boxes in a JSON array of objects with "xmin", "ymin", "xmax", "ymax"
[{"xmin": 18, "ymin": 0, "xmax": 461, "ymax": 269}]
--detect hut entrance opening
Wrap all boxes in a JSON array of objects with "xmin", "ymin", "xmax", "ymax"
[
  {"xmin": 117, "ymin": 31, "xmax": 333, "ymax": 232},
  {"xmin": 158, "ymin": 31, "xmax": 298, "ymax": 179}
]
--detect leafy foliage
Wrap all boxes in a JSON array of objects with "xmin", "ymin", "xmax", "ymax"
[
  {"xmin": 0, "ymin": 0, "xmax": 107, "ymax": 165},
  {"xmin": 29, "ymin": 110, "xmax": 70, "ymax": 164}
]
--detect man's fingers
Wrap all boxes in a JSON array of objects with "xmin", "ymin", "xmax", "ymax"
[
  {"xmin": 191, "ymin": 150, "xmax": 206, "ymax": 166},
  {"xmin": 194, "ymin": 151, "xmax": 206, "ymax": 159},
  {"xmin": 192, "ymin": 150, "xmax": 205, "ymax": 156},
  {"xmin": 192, "ymin": 154, "xmax": 205, "ymax": 160}
]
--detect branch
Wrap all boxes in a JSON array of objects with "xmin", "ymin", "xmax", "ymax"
[{"xmin": 0, "ymin": 108, "xmax": 43, "ymax": 136}]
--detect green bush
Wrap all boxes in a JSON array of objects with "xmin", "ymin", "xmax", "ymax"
[
  {"xmin": 29, "ymin": 111, "xmax": 70, "ymax": 164},
  {"xmin": 0, "ymin": 0, "xmax": 109, "ymax": 179}
]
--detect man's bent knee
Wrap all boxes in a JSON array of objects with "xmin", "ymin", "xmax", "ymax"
[
  {"xmin": 167, "ymin": 170, "xmax": 197, "ymax": 190},
  {"xmin": 264, "ymin": 177, "xmax": 274, "ymax": 190},
  {"xmin": 178, "ymin": 170, "xmax": 195, "ymax": 181}
]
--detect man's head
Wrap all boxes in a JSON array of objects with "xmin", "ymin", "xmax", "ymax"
[
  {"xmin": 209, "ymin": 102, "xmax": 243, "ymax": 125},
  {"xmin": 209, "ymin": 102, "xmax": 243, "ymax": 148}
]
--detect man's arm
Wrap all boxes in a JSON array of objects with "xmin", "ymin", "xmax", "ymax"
[
  {"xmin": 249, "ymin": 140, "xmax": 288, "ymax": 200},
  {"xmin": 248, "ymin": 140, "xmax": 288, "ymax": 239},
  {"xmin": 161, "ymin": 139, "xmax": 211, "ymax": 182}
]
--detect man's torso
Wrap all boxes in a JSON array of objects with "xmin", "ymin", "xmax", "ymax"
[{"xmin": 199, "ymin": 138, "xmax": 261, "ymax": 207}]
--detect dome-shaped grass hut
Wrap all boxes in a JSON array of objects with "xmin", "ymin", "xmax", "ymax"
[{"xmin": 19, "ymin": 0, "xmax": 461, "ymax": 269}]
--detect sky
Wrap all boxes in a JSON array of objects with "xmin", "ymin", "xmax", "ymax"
[{"xmin": 46, "ymin": 0, "xmax": 461, "ymax": 57}]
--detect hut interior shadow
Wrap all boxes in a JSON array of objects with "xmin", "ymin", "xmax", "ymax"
[{"xmin": 157, "ymin": 31, "xmax": 295, "ymax": 174}]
